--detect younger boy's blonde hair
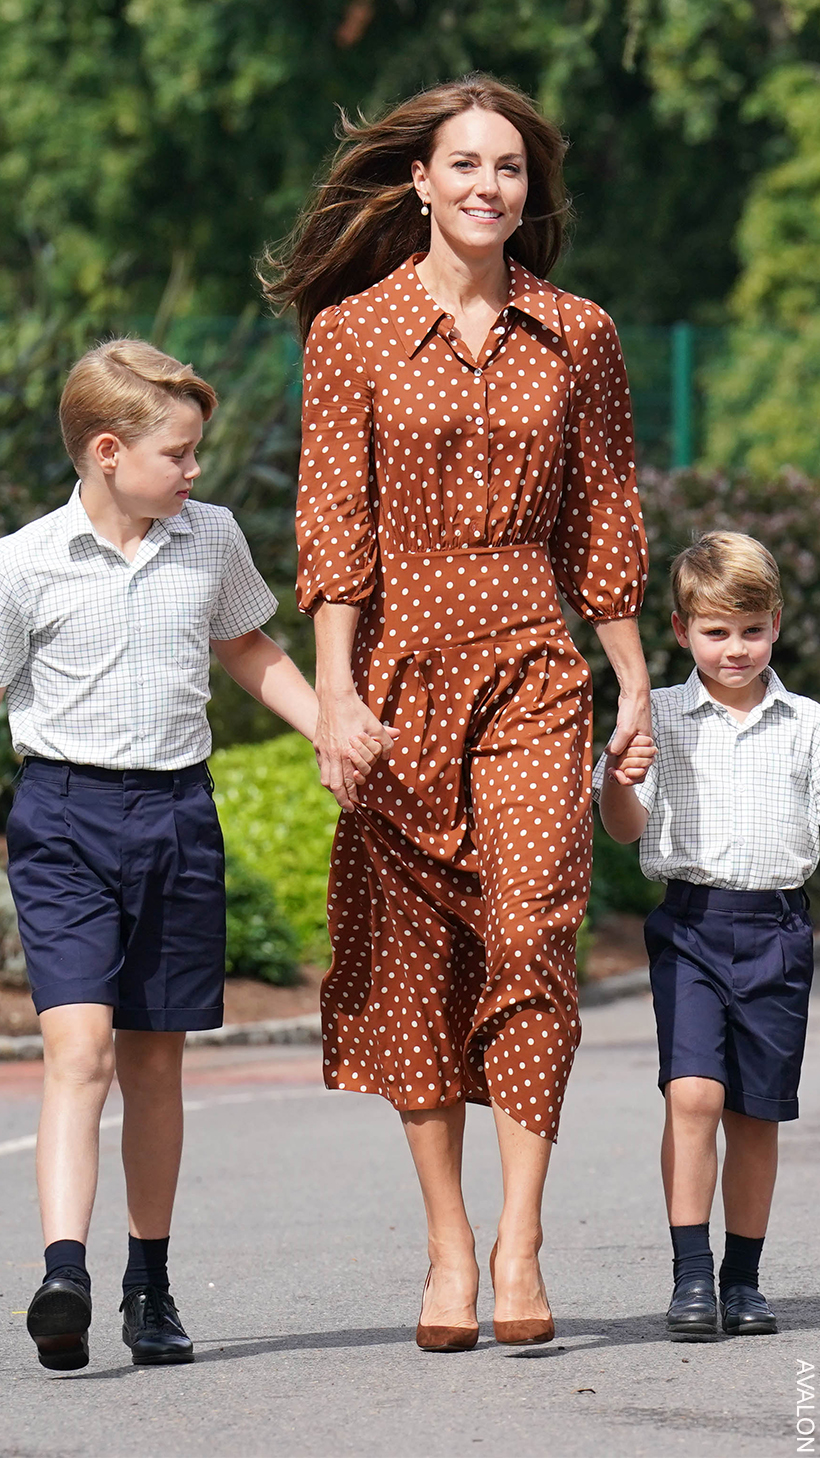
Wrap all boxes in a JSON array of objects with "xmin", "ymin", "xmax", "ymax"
[
  {"xmin": 671, "ymin": 531, "xmax": 783, "ymax": 621},
  {"xmin": 60, "ymin": 338, "xmax": 218, "ymax": 470}
]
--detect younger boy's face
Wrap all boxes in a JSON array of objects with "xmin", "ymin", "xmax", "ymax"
[
  {"xmin": 94, "ymin": 399, "xmax": 204, "ymax": 518},
  {"xmin": 672, "ymin": 607, "xmax": 781, "ymax": 691}
]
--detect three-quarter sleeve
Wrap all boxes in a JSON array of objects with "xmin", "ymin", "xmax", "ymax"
[
  {"xmin": 549, "ymin": 310, "xmax": 648, "ymax": 622},
  {"xmin": 295, "ymin": 306, "xmax": 377, "ymax": 615}
]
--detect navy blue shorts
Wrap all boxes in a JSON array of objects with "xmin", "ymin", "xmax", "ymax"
[
  {"xmin": 644, "ymin": 881, "xmax": 814, "ymax": 1122},
  {"xmin": 6, "ymin": 758, "xmax": 226, "ymax": 1032}
]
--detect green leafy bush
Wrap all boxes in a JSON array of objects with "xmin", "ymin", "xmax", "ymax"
[
  {"xmin": 589, "ymin": 823, "xmax": 663, "ymax": 928},
  {"xmin": 224, "ymin": 854, "xmax": 299, "ymax": 984},
  {"xmin": 211, "ymin": 733, "xmax": 338, "ymax": 964}
]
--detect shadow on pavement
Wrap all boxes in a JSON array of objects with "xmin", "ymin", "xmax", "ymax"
[{"xmin": 60, "ymin": 1295, "xmax": 820, "ymax": 1379}]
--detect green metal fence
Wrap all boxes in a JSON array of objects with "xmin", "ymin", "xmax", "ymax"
[{"xmin": 619, "ymin": 324, "xmax": 727, "ymax": 470}]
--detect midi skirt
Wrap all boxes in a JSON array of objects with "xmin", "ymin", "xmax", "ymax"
[{"xmin": 322, "ymin": 544, "xmax": 591, "ymax": 1139}]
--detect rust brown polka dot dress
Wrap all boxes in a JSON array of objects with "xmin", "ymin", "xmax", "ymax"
[{"xmin": 296, "ymin": 254, "xmax": 648, "ymax": 1141}]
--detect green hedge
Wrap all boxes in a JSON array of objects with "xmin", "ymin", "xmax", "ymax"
[
  {"xmin": 224, "ymin": 855, "xmax": 299, "ymax": 985},
  {"xmin": 211, "ymin": 733, "xmax": 338, "ymax": 965}
]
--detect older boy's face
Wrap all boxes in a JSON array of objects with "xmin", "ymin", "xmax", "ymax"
[
  {"xmin": 672, "ymin": 608, "xmax": 781, "ymax": 690},
  {"xmin": 106, "ymin": 399, "xmax": 204, "ymax": 517}
]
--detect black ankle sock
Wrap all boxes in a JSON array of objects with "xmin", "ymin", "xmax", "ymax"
[
  {"xmin": 719, "ymin": 1232, "xmax": 764, "ymax": 1294},
  {"xmin": 670, "ymin": 1223, "xmax": 714, "ymax": 1286},
  {"xmin": 122, "ymin": 1235, "xmax": 170, "ymax": 1296},
  {"xmin": 44, "ymin": 1239, "xmax": 91, "ymax": 1294}
]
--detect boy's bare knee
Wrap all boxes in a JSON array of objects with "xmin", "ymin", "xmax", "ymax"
[
  {"xmin": 40, "ymin": 1006, "xmax": 115, "ymax": 1090},
  {"xmin": 45, "ymin": 1036, "xmax": 115, "ymax": 1090},
  {"xmin": 666, "ymin": 1076, "xmax": 725, "ymax": 1123}
]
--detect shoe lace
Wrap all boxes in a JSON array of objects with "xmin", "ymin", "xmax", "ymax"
[
  {"xmin": 120, "ymin": 1284, "xmax": 169, "ymax": 1329},
  {"xmin": 141, "ymin": 1286, "xmax": 166, "ymax": 1330}
]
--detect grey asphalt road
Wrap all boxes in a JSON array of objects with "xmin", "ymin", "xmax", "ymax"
[{"xmin": 1, "ymin": 993, "xmax": 818, "ymax": 1458}]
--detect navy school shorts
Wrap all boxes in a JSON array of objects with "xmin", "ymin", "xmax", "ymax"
[
  {"xmin": 6, "ymin": 757, "xmax": 226, "ymax": 1031},
  {"xmin": 644, "ymin": 880, "xmax": 814, "ymax": 1122}
]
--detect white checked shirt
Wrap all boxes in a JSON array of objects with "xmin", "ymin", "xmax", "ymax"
[
  {"xmin": 592, "ymin": 667, "xmax": 820, "ymax": 890},
  {"xmin": 0, "ymin": 485, "xmax": 278, "ymax": 769}
]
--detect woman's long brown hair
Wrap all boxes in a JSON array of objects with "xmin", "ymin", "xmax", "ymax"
[{"xmin": 259, "ymin": 74, "xmax": 570, "ymax": 344}]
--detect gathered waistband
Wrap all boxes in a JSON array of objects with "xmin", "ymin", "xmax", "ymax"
[{"xmin": 379, "ymin": 545, "xmax": 562, "ymax": 653}]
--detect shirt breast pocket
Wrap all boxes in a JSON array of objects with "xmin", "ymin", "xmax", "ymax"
[{"xmin": 139, "ymin": 562, "xmax": 215, "ymax": 669}]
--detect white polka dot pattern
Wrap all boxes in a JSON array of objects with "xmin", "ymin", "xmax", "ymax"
[{"xmin": 296, "ymin": 255, "xmax": 648, "ymax": 1141}]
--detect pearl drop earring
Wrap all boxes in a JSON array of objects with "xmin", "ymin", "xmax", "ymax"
[
  {"xmin": 518, "ymin": 217, "xmax": 524, "ymax": 228},
  {"xmin": 420, "ymin": 201, "xmax": 430, "ymax": 217}
]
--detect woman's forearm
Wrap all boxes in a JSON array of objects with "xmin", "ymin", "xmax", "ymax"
[
  {"xmin": 593, "ymin": 616, "xmax": 651, "ymax": 697},
  {"xmin": 312, "ymin": 601, "xmax": 362, "ymax": 697},
  {"xmin": 594, "ymin": 616, "xmax": 651, "ymax": 754}
]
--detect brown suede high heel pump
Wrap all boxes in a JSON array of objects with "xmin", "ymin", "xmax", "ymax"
[
  {"xmin": 489, "ymin": 1242, "xmax": 555, "ymax": 1346},
  {"xmin": 415, "ymin": 1267, "xmax": 480, "ymax": 1352}
]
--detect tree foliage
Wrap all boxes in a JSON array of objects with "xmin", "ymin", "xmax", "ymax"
[
  {"xmin": 2, "ymin": 0, "xmax": 818, "ymax": 331},
  {"xmin": 704, "ymin": 60, "xmax": 820, "ymax": 475}
]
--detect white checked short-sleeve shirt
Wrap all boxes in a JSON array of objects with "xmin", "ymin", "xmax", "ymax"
[
  {"xmin": 592, "ymin": 667, "xmax": 820, "ymax": 890},
  {"xmin": 0, "ymin": 485, "xmax": 278, "ymax": 769}
]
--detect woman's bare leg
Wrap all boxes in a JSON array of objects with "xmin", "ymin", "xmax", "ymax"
[
  {"xmin": 491, "ymin": 1100, "xmax": 552, "ymax": 1322},
  {"xmin": 115, "ymin": 1031, "xmax": 186, "ymax": 1238},
  {"xmin": 37, "ymin": 1004, "xmax": 116, "ymax": 1245},
  {"xmin": 401, "ymin": 1103, "xmax": 479, "ymax": 1326}
]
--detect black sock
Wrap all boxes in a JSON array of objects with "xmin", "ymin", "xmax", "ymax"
[
  {"xmin": 122, "ymin": 1235, "xmax": 170, "ymax": 1296},
  {"xmin": 44, "ymin": 1239, "xmax": 91, "ymax": 1294},
  {"xmin": 719, "ymin": 1232, "xmax": 764, "ymax": 1294},
  {"xmin": 670, "ymin": 1223, "xmax": 714, "ymax": 1287}
]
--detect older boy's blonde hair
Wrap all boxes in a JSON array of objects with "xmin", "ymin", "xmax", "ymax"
[
  {"xmin": 60, "ymin": 338, "xmax": 218, "ymax": 470},
  {"xmin": 671, "ymin": 531, "xmax": 783, "ymax": 621}
]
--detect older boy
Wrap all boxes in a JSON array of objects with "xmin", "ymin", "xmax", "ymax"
[
  {"xmin": 0, "ymin": 339, "xmax": 390, "ymax": 1371},
  {"xmin": 595, "ymin": 531, "xmax": 817, "ymax": 1339}
]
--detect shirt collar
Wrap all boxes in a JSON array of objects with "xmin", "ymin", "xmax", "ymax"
[
  {"xmin": 680, "ymin": 665, "xmax": 793, "ymax": 718},
  {"xmin": 384, "ymin": 254, "xmax": 565, "ymax": 358},
  {"xmin": 65, "ymin": 481, "xmax": 192, "ymax": 547}
]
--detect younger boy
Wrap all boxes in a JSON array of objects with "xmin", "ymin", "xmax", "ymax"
[
  {"xmin": 0, "ymin": 339, "xmax": 389, "ymax": 1371},
  {"xmin": 594, "ymin": 531, "xmax": 816, "ymax": 1339}
]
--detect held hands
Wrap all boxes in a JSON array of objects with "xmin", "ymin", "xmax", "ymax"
[
  {"xmin": 605, "ymin": 733, "xmax": 656, "ymax": 786},
  {"xmin": 605, "ymin": 690, "xmax": 655, "ymax": 786},
  {"xmin": 314, "ymin": 687, "xmax": 400, "ymax": 811}
]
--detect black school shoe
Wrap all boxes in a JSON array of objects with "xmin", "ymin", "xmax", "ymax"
[
  {"xmin": 720, "ymin": 1284, "xmax": 778, "ymax": 1336},
  {"xmin": 27, "ymin": 1278, "xmax": 92, "ymax": 1371},
  {"xmin": 666, "ymin": 1278, "xmax": 718, "ymax": 1339},
  {"xmin": 121, "ymin": 1286, "xmax": 194, "ymax": 1365}
]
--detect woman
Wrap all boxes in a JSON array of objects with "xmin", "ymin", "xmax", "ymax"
[{"xmin": 262, "ymin": 74, "xmax": 650, "ymax": 1350}]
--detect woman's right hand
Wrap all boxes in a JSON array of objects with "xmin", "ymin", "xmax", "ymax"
[{"xmin": 314, "ymin": 687, "xmax": 399, "ymax": 810}]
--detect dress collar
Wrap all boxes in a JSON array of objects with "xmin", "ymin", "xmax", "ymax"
[{"xmin": 380, "ymin": 254, "xmax": 565, "ymax": 358}]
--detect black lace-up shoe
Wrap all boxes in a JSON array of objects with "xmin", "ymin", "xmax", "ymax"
[
  {"xmin": 720, "ymin": 1284, "xmax": 778, "ymax": 1336},
  {"xmin": 666, "ymin": 1278, "xmax": 718, "ymax": 1339},
  {"xmin": 121, "ymin": 1286, "xmax": 194, "ymax": 1365},
  {"xmin": 27, "ymin": 1277, "xmax": 92, "ymax": 1370}
]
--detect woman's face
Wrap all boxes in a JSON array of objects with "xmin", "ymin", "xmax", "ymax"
[{"xmin": 412, "ymin": 108, "xmax": 528, "ymax": 257}]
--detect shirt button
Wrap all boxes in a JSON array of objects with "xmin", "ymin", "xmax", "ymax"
[{"xmin": 474, "ymin": 370, "xmax": 482, "ymax": 379}]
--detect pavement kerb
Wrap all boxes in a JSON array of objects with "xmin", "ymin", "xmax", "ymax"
[{"xmin": 0, "ymin": 969, "xmax": 653, "ymax": 1062}]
